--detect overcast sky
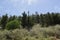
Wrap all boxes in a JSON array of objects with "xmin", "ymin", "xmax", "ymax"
[{"xmin": 0, "ymin": 0, "xmax": 60, "ymax": 16}]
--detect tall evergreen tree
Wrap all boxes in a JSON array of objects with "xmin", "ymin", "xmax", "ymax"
[
  {"xmin": 51, "ymin": 12, "xmax": 56, "ymax": 25},
  {"xmin": 31, "ymin": 14, "xmax": 36, "ymax": 24},
  {"xmin": 35, "ymin": 12, "xmax": 40, "ymax": 23},
  {"xmin": 8, "ymin": 15, "xmax": 17, "ymax": 22},
  {"xmin": 27, "ymin": 11, "xmax": 34, "ymax": 30},
  {"xmin": 47, "ymin": 12, "xmax": 52, "ymax": 25},
  {"xmin": 1, "ymin": 14, "xmax": 8, "ymax": 29},
  {"xmin": 18, "ymin": 16, "xmax": 22, "ymax": 22},
  {"xmin": 0, "ymin": 16, "xmax": 1, "ymax": 26},
  {"xmin": 21, "ymin": 12, "xmax": 27, "ymax": 28},
  {"xmin": 40, "ymin": 14, "xmax": 44, "ymax": 27}
]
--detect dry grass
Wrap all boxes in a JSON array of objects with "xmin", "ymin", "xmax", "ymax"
[{"xmin": 0, "ymin": 24, "xmax": 60, "ymax": 40}]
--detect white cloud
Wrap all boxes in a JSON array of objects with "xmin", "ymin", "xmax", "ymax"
[
  {"xmin": 9, "ymin": 0, "xmax": 38, "ymax": 5},
  {"xmin": 2, "ymin": 0, "xmax": 38, "ymax": 7},
  {"xmin": 27, "ymin": 0, "xmax": 37, "ymax": 5}
]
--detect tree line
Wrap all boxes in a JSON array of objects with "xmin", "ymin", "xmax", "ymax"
[{"xmin": 0, "ymin": 12, "xmax": 60, "ymax": 30}]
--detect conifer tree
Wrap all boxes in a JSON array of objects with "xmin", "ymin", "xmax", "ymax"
[
  {"xmin": 27, "ymin": 11, "xmax": 34, "ymax": 30},
  {"xmin": 35, "ymin": 12, "xmax": 40, "ymax": 23},
  {"xmin": 21, "ymin": 12, "xmax": 27, "ymax": 28},
  {"xmin": 40, "ymin": 14, "xmax": 44, "ymax": 27},
  {"xmin": 1, "ymin": 14, "xmax": 8, "ymax": 29}
]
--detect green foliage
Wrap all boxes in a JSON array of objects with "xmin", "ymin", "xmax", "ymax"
[
  {"xmin": 21, "ymin": 11, "xmax": 34, "ymax": 30},
  {"xmin": 5, "ymin": 20, "xmax": 20, "ymax": 30},
  {"xmin": 35, "ymin": 12, "xmax": 40, "ymax": 23},
  {"xmin": 0, "ymin": 17, "xmax": 1, "ymax": 26},
  {"xmin": 18, "ymin": 16, "xmax": 22, "ymax": 22},
  {"xmin": 1, "ymin": 12, "xmax": 60, "ymax": 40},
  {"xmin": 21, "ymin": 12, "xmax": 28, "ymax": 28},
  {"xmin": 39, "ymin": 13, "xmax": 60, "ymax": 27},
  {"xmin": 1, "ymin": 14, "xmax": 8, "ymax": 29},
  {"xmin": 40, "ymin": 14, "xmax": 44, "ymax": 27},
  {"xmin": 1, "ymin": 12, "xmax": 60, "ymax": 29},
  {"xmin": 27, "ymin": 11, "xmax": 34, "ymax": 30},
  {"xmin": 8, "ymin": 15, "xmax": 17, "ymax": 22}
]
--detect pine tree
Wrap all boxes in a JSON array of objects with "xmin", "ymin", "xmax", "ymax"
[
  {"xmin": 27, "ymin": 11, "xmax": 34, "ymax": 30},
  {"xmin": 35, "ymin": 12, "xmax": 40, "ymax": 23},
  {"xmin": 0, "ymin": 16, "xmax": 1, "ymax": 26},
  {"xmin": 47, "ymin": 12, "xmax": 52, "ymax": 25},
  {"xmin": 1, "ymin": 14, "xmax": 8, "ymax": 29},
  {"xmin": 40, "ymin": 14, "xmax": 44, "ymax": 27},
  {"xmin": 8, "ymin": 15, "xmax": 17, "ymax": 22},
  {"xmin": 44, "ymin": 12, "xmax": 52, "ymax": 26},
  {"xmin": 18, "ymin": 16, "xmax": 22, "ymax": 22},
  {"xmin": 21, "ymin": 12, "xmax": 27, "ymax": 28},
  {"xmin": 51, "ymin": 12, "xmax": 56, "ymax": 25},
  {"xmin": 31, "ymin": 14, "xmax": 36, "ymax": 24}
]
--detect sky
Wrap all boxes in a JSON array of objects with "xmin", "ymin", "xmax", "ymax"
[{"xmin": 0, "ymin": 0, "xmax": 60, "ymax": 16}]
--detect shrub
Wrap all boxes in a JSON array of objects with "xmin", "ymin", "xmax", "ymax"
[
  {"xmin": 0, "ymin": 24, "xmax": 60, "ymax": 40},
  {"xmin": 5, "ymin": 20, "xmax": 20, "ymax": 30}
]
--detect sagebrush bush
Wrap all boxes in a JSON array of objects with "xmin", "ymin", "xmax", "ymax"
[{"xmin": 0, "ymin": 24, "xmax": 60, "ymax": 40}]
